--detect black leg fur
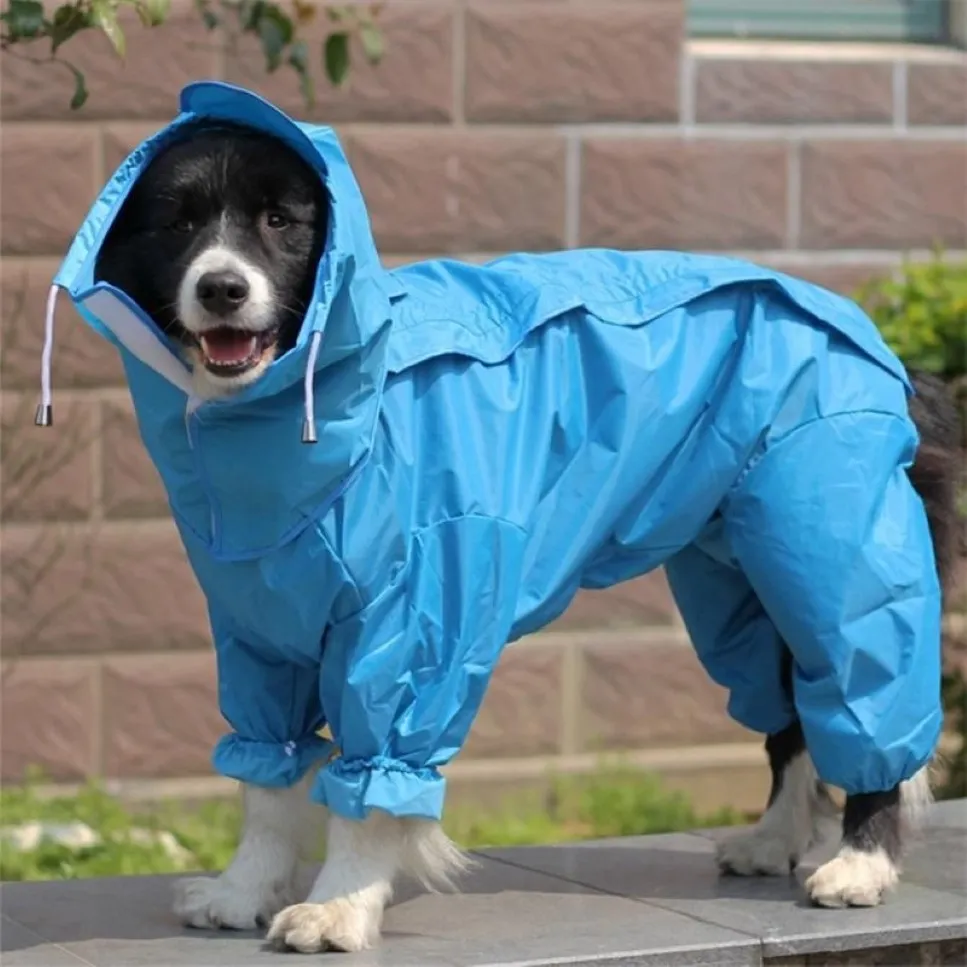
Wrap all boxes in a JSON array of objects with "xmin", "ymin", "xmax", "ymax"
[{"xmin": 841, "ymin": 788, "xmax": 902, "ymax": 864}]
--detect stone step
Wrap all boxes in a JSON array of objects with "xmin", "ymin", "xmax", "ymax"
[{"xmin": 2, "ymin": 799, "xmax": 964, "ymax": 966}]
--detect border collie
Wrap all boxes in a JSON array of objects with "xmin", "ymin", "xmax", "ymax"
[{"xmin": 93, "ymin": 121, "xmax": 961, "ymax": 952}]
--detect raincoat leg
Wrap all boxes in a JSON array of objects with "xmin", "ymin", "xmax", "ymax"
[
  {"xmin": 207, "ymin": 610, "xmax": 334, "ymax": 789},
  {"xmin": 178, "ymin": 613, "xmax": 334, "ymax": 932},
  {"xmin": 722, "ymin": 409, "xmax": 943, "ymax": 797},
  {"xmin": 664, "ymin": 539, "xmax": 795, "ymax": 738}
]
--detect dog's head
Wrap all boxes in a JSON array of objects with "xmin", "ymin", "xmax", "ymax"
[{"xmin": 95, "ymin": 122, "xmax": 329, "ymax": 398}]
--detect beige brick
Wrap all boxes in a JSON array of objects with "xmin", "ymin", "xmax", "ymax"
[
  {"xmin": 800, "ymin": 141, "xmax": 967, "ymax": 250},
  {"xmin": 695, "ymin": 59, "xmax": 893, "ymax": 124},
  {"xmin": 1, "ymin": 395, "xmax": 95, "ymax": 523},
  {"xmin": 344, "ymin": 129, "xmax": 566, "ymax": 253},
  {"xmin": 581, "ymin": 139, "xmax": 788, "ymax": 250},
  {"xmin": 581, "ymin": 637, "xmax": 749, "ymax": 751},
  {"xmin": 0, "ymin": 127, "xmax": 99, "ymax": 256},
  {"xmin": 225, "ymin": 2, "xmax": 454, "ymax": 123},
  {"xmin": 465, "ymin": 1, "xmax": 681, "ymax": 123},
  {"xmin": 1, "ymin": 258, "xmax": 125, "ymax": 389},
  {"xmin": 101, "ymin": 399, "xmax": 169, "ymax": 520},
  {"xmin": 463, "ymin": 644, "xmax": 563, "ymax": 759},
  {"xmin": 0, "ymin": 0, "xmax": 219, "ymax": 121},
  {"xmin": 102, "ymin": 123, "xmax": 165, "ymax": 176},
  {"xmin": 549, "ymin": 571, "xmax": 679, "ymax": 632},
  {"xmin": 1, "ymin": 659, "xmax": 98, "ymax": 781},
  {"xmin": 907, "ymin": 62, "xmax": 967, "ymax": 126},
  {"xmin": 1, "ymin": 521, "xmax": 209, "ymax": 657},
  {"xmin": 102, "ymin": 652, "xmax": 224, "ymax": 778}
]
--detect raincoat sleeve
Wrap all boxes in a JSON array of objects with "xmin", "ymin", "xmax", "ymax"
[
  {"xmin": 723, "ymin": 409, "xmax": 943, "ymax": 795},
  {"xmin": 209, "ymin": 606, "xmax": 334, "ymax": 789},
  {"xmin": 311, "ymin": 516, "xmax": 528, "ymax": 821},
  {"xmin": 664, "ymin": 541, "xmax": 795, "ymax": 737}
]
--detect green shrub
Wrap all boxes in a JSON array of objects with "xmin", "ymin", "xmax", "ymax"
[{"xmin": 856, "ymin": 250, "xmax": 967, "ymax": 380}]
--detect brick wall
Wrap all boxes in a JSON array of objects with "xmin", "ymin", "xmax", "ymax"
[{"xmin": 2, "ymin": 1, "xmax": 965, "ymax": 807}]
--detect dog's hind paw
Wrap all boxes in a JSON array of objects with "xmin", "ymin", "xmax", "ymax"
[
  {"xmin": 267, "ymin": 899, "xmax": 378, "ymax": 953},
  {"xmin": 805, "ymin": 847, "xmax": 898, "ymax": 908},
  {"xmin": 716, "ymin": 828, "xmax": 799, "ymax": 876},
  {"xmin": 173, "ymin": 873, "xmax": 294, "ymax": 930}
]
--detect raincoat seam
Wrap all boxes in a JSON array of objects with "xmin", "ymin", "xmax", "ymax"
[
  {"xmin": 332, "ymin": 513, "xmax": 527, "ymax": 626},
  {"xmin": 729, "ymin": 407, "xmax": 912, "ymax": 495}
]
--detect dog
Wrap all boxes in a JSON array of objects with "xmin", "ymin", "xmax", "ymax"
[
  {"xmin": 96, "ymin": 120, "xmax": 328, "ymax": 400},
  {"xmin": 90, "ymin": 114, "xmax": 959, "ymax": 952}
]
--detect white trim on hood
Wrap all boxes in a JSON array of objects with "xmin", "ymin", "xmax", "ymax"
[{"xmin": 80, "ymin": 288, "xmax": 194, "ymax": 395}]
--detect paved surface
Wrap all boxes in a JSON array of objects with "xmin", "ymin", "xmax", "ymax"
[{"xmin": 2, "ymin": 800, "xmax": 965, "ymax": 966}]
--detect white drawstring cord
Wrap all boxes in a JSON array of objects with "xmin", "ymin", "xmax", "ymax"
[
  {"xmin": 301, "ymin": 329, "xmax": 323, "ymax": 444},
  {"xmin": 35, "ymin": 285, "xmax": 59, "ymax": 427},
  {"xmin": 38, "ymin": 286, "xmax": 323, "ymax": 443}
]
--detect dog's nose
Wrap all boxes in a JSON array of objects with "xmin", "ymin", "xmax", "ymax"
[{"xmin": 196, "ymin": 271, "xmax": 250, "ymax": 316}]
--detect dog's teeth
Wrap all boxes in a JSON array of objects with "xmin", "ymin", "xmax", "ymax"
[{"xmin": 200, "ymin": 332, "xmax": 259, "ymax": 366}]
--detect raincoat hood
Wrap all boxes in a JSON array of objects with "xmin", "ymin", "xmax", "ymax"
[{"xmin": 49, "ymin": 81, "xmax": 401, "ymax": 558}]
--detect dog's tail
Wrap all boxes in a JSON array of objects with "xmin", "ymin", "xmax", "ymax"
[{"xmin": 906, "ymin": 368, "xmax": 963, "ymax": 596}]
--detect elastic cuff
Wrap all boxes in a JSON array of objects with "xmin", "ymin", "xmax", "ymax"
[
  {"xmin": 213, "ymin": 732, "xmax": 334, "ymax": 789},
  {"xmin": 805, "ymin": 708, "xmax": 942, "ymax": 795},
  {"xmin": 311, "ymin": 755, "xmax": 446, "ymax": 820}
]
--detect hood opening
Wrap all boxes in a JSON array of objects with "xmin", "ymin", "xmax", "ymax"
[{"xmin": 40, "ymin": 94, "xmax": 350, "ymax": 444}]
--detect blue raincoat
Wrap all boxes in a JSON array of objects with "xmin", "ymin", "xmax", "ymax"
[{"xmin": 49, "ymin": 82, "xmax": 942, "ymax": 819}]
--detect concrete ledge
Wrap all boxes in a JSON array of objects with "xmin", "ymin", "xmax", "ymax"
[{"xmin": 2, "ymin": 799, "xmax": 964, "ymax": 966}]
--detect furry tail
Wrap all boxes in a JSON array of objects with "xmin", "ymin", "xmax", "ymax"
[
  {"xmin": 402, "ymin": 820, "xmax": 475, "ymax": 893},
  {"xmin": 900, "ymin": 764, "xmax": 935, "ymax": 833}
]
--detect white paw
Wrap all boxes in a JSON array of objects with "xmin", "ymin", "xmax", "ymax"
[
  {"xmin": 173, "ymin": 873, "xmax": 294, "ymax": 930},
  {"xmin": 267, "ymin": 899, "xmax": 378, "ymax": 953},
  {"xmin": 717, "ymin": 827, "xmax": 799, "ymax": 876},
  {"xmin": 805, "ymin": 847, "xmax": 898, "ymax": 908}
]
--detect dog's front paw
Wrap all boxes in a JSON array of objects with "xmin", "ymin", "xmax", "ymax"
[
  {"xmin": 716, "ymin": 828, "xmax": 799, "ymax": 876},
  {"xmin": 267, "ymin": 899, "xmax": 378, "ymax": 953},
  {"xmin": 805, "ymin": 848, "xmax": 898, "ymax": 908},
  {"xmin": 174, "ymin": 874, "xmax": 294, "ymax": 930}
]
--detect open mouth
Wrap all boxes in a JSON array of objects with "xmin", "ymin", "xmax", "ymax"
[{"xmin": 194, "ymin": 327, "xmax": 278, "ymax": 376}]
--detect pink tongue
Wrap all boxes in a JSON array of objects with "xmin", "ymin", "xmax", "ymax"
[{"xmin": 201, "ymin": 329, "xmax": 257, "ymax": 364}]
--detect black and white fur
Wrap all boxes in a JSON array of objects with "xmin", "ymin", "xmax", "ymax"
[
  {"xmin": 95, "ymin": 124, "xmax": 962, "ymax": 950},
  {"xmin": 97, "ymin": 121, "xmax": 328, "ymax": 401}
]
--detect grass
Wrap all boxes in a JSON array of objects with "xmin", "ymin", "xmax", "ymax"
[{"xmin": 0, "ymin": 767, "xmax": 747, "ymax": 882}]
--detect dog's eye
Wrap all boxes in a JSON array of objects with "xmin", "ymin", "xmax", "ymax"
[
  {"xmin": 264, "ymin": 211, "xmax": 290, "ymax": 230},
  {"xmin": 169, "ymin": 218, "xmax": 194, "ymax": 234}
]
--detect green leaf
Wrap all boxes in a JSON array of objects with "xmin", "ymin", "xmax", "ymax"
[
  {"xmin": 326, "ymin": 5, "xmax": 348, "ymax": 24},
  {"xmin": 91, "ymin": 0, "xmax": 127, "ymax": 57},
  {"xmin": 136, "ymin": 0, "xmax": 170, "ymax": 27},
  {"xmin": 49, "ymin": 4, "xmax": 93, "ymax": 52},
  {"xmin": 323, "ymin": 30, "xmax": 350, "ymax": 86},
  {"xmin": 358, "ymin": 20, "xmax": 383, "ymax": 65},
  {"xmin": 287, "ymin": 39, "xmax": 314, "ymax": 106},
  {"xmin": 2, "ymin": 0, "xmax": 46, "ymax": 39},
  {"xmin": 256, "ymin": 3, "xmax": 292, "ymax": 71},
  {"xmin": 65, "ymin": 61, "xmax": 88, "ymax": 109}
]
